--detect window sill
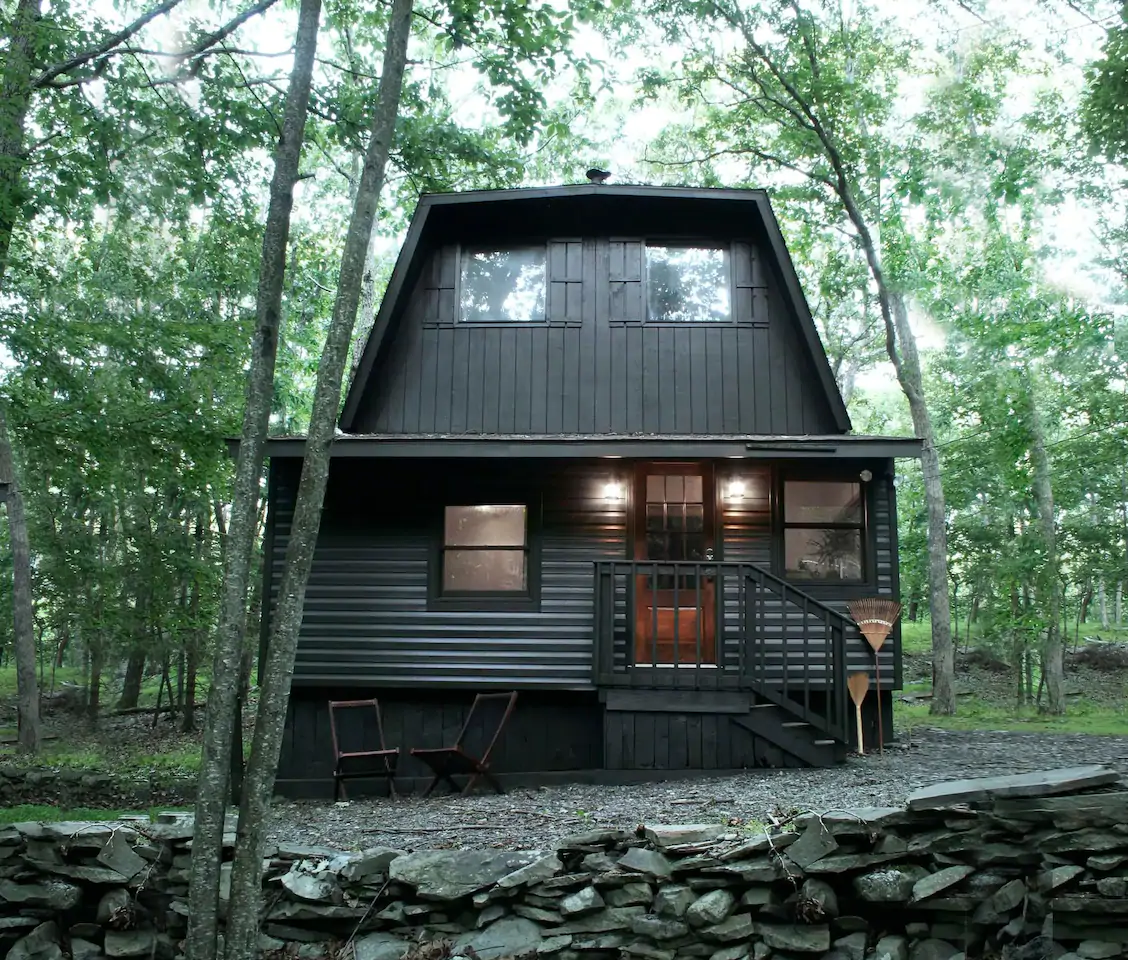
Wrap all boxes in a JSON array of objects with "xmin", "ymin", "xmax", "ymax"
[
  {"xmin": 428, "ymin": 595, "xmax": 540, "ymax": 613},
  {"xmin": 422, "ymin": 320, "xmax": 583, "ymax": 329},
  {"xmin": 609, "ymin": 320, "xmax": 769, "ymax": 328}
]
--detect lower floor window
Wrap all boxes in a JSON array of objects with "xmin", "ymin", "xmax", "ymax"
[
  {"xmin": 443, "ymin": 504, "xmax": 528, "ymax": 593},
  {"xmin": 782, "ymin": 480, "xmax": 864, "ymax": 581}
]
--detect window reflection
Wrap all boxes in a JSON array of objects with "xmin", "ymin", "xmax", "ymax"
[
  {"xmin": 460, "ymin": 248, "xmax": 546, "ymax": 323},
  {"xmin": 646, "ymin": 246, "xmax": 730, "ymax": 322}
]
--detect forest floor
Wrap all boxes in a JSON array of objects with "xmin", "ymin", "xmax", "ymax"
[{"xmin": 0, "ymin": 626, "xmax": 1125, "ymax": 830}]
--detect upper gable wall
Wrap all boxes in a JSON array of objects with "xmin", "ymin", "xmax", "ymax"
[{"xmin": 348, "ymin": 193, "xmax": 845, "ymax": 436}]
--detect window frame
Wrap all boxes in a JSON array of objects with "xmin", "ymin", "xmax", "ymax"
[
  {"xmin": 776, "ymin": 474, "xmax": 871, "ymax": 586},
  {"xmin": 643, "ymin": 240, "xmax": 734, "ymax": 325},
  {"xmin": 429, "ymin": 501, "xmax": 541, "ymax": 612},
  {"xmin": 456, "ymin": 242, "xmax": 550, "ymax": 326}
]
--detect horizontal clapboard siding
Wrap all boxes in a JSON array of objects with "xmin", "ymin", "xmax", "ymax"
[
  {"xmin": 265, "ymin": 458, "xmax": 901, "ymax": 693},
  {"xmin": 267, "ymin": 460, "xmax": 626, "ymax": 689},
  {"xmin": 353, "ymin": 239, "xmax": 837, "ymax": 437}
]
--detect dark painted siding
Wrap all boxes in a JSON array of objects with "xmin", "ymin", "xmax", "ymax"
[
  {"xmin": 352, "ymin": 239, "xmax": 838, "ymax": 435},
  {"xmin": 276, "ymin": 689, "xmax": 604, "ymax": 796},
  {"xmin": 694, "ymin": 464, "xmax": 897, "ymax": 686},
  {"xmin": 268, "ymin": 459, "xmax": 627, "ymax": 689},
  {"xmin": 267, "ymin": 458, "xmax": 900, "ymax": 692}
]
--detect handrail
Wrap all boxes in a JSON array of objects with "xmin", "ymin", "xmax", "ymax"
[{"xmin": 591, "ymin": 559, "xmax": 852, "ymax": 744}]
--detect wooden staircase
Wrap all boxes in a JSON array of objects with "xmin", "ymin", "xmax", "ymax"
[{"xmin": 594, "ymin": 560, "xmax": 856, "ymax": 770}]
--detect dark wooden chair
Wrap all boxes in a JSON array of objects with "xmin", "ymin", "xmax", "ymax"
[
  {"xmin": 410, "ymin": 692, "xmax": 518, "ymax": 796},
  {"xmin": 327, "ymin": 698, "xmax": 400, "ymax": 801}
]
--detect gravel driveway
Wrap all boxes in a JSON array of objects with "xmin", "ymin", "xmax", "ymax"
[{"xmin": 267, "ymin": 727, "xmax": 1128, "ymax": 853}]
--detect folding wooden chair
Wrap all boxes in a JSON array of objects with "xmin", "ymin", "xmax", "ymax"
[
  {"xmin": 410, "ymin": 692, "xmax": 518, "ymax": 796},
  {"xmin": 327, "ymin": 699, "xmax": 400, "ymax": 801}
]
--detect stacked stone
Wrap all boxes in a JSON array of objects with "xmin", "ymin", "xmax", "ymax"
[{"xmin": 3, "ymin": 765, "xmax": 1128, "ymax": 960}]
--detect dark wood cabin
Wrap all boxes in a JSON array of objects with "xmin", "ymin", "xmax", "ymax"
[{"xmin": 262, "ymin": 185, "xmax": 921, "ymax": 797}]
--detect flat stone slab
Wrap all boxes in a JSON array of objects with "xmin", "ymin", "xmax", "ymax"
[
  {"xmin": 390, "ymin": 850, "xmax": 542, "ymax": 900},
  {"xmin": 907, "ymin": 766, "xmax": 1120, "ymax": 809}
]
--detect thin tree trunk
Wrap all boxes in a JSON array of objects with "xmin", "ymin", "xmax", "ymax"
[
  {"xmin": 222, "ymin": 3, "xmax": 412, "ymax": 955},
  {"xmin": 0, "ymin": 405, "xmax": 39, "ymax": 751},
  {"xmin": 1026, "ymin": 376, "xmax": 1063, "ymax": 714},
  {"xmin": 88, "ymin": 644, "xmax": 103, "ymax": 724},
  {"xmin": 184, "ymin": 0, "xmax": 323, "ymax": 955},
  {"xmin": 1099, "ymin": 580, "xmax": 1109, "ymax": 629},
  {"xmin": 118, "ymin": 648, "xmax": 147, "ymax": 709},
  {"xmin": 1116, "ymin": 582, "xmax": 1123, "ymax": 627},
  {"xmin": 0, "ymin": 0, "xmax": 41, "ymax": 286},
  {"xmin": 182, "ymin": 513, "xmax": 205, "ymax": 734}
]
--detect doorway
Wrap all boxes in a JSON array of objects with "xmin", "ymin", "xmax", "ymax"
[{"xmin": 633, "ymin": 463, "xmax": 717, "ymax": 665}]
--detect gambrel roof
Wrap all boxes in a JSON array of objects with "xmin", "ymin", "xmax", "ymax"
[{"xmin": 340, "ymin": 184, "xmax": 852, "ymax": 435}]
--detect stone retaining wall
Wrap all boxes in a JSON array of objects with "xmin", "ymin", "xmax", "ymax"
[
  {"xmin": 3, "ymin": 766, "xmax": 1128, "ymax": 960},
  {"xmin": 0, "ymin": 765, "xmax": 194, "ymax": 808}
]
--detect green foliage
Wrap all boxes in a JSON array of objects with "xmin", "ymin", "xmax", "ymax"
[{"xmin": 1082, "ymin": 4, "xmax": 1128, "ymax": 161}]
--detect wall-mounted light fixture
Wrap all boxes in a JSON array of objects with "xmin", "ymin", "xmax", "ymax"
[
  {"xmin": 725, "ymin": 479, "xmax": 747, "ymax": 502},
  {"xmin": 603, "ymin": 481, "xmax": 625, "ymax": 502},
  {"xmin": 859, "ymin": 469, "xmax": 873, "ymax": 483}
]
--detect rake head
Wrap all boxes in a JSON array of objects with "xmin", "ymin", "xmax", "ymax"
[{"xmin": 848, "ymin": 597, "xmax": 903, "ymax": 653}]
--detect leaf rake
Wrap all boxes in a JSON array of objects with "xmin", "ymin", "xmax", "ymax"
[{"xmin": 847, "ymin": 598, "xmax": 903, "ymax": 755}]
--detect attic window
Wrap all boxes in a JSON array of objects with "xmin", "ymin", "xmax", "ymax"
[
  {"xmin": 647, "ymin": 245, "xmax": 731, "ymax": 322},
  {"xmin": 460, "ymin": 247, "xmax": 546, "ymax": 323}
]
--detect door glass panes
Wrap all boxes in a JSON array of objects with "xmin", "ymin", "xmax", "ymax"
[
  {"xmin": 646, "ymin": 246, "xmax": 731, "ymax": 322},
  {"xmin": 460, "ymin": 247, "xmax": 546, "ymax": 323},
  {"xmin": 644, "ymin": 474, "xmax": 707, "ymax": 586}
]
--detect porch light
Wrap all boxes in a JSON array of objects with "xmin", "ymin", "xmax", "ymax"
[
  {"xmin": 725, "ymin": 480, "xmax": 747, "ymax": 501},
  {"xmin": 859, "ymin": 469, "xmax": 873, "ymax": 482},
  {"xmin": 603, "ymin": 482, "xmax": 625, "ymax": 501}
]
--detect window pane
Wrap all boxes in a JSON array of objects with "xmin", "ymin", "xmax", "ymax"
[
  {"xmin": 460, "ymin": 248, "xmax": 546, "ymax": 323},
  {"xmin": 646, "ymin": 475, "xmax": 665, "ymax": 502},
  {"xmin": 665, "ymin": 475, "xmax": 684, "ymax": 503},
  {"xmin": 646, "ymin": 246, "xmax": 730, "ymax": 322},
  {"xmin": 685, "ymin": 476, "xmax": 703, "ymax": 503},
  {"xmin": 686, "ymin": 504, "xmax": 704, "ymax": 532},
  {"xmin": 784, "ymin": 529, "xmax": 862, "ymax": 580},
  {"xmin": 646, "ymin": 503, "xmax": 665, "ymax": 531},
  {"xmin": 784, "ymin": 481, "xmax": 862, "ymax": 524},
  {"xmin": 444, "ymin": 505, "xmax": 526, "ymax": 546},
  {"xmin": 444, "ymin": 549, "xmax": 527, "ymax": 592}
]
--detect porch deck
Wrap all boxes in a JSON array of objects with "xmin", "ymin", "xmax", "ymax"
[{"xmin": 593, "ymin": 560, "xmax": 854, "ymax": 751}]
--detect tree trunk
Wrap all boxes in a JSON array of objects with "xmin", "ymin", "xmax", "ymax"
[
  {"xmin": 1026, "ymin": 374, "xmax": 1064, "ymax": 714},
  {"xmin": 1080, "ymin": 585, "xmax": 1093, "ymax": 624},
  {"xmin": 0, "ymin": 0, "xmax": 41, "ymax": 285},
  {"xmin": 117, "ymin": 648, "xmax": 147, "ymax": 710},
  {"xmin": 1116, "ymin": 582, "xmax": 1123, "ymax": 627},
  {"xmin": 88, "ymin": 644, "xmax": 103, "ymax": 724},
  {"xmin": 907, "ymin": 596, "xmax": 919, "ymax": 622},
  {"xmin": 182, "ymin": 513, "xmax": 205, "ymax": 734},
  {"xmin": 222, "ymin": 2, "xmax": 412, "ymax": 955},
  {"xmin": 184, "ymin": 0, "xmax": 323, "ymax": 955},
  {"xmin": 1099, "ymin": 580, "xmax": 1109, "ymax": 629},
  {"xmin": 0, "ymin": 405, "xmax": 40, "ymax": 751}
]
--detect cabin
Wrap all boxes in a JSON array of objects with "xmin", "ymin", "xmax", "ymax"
[{"xmin": 262, "ymin": 184, "xmax": 921, "ymax": 798}]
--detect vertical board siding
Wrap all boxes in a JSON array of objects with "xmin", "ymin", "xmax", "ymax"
[
  {"xmin": 269, "ymin": 461, "xmax": 627, "ymax": 689},
  {"xmin": 356, "ymin": 239, "xmax": 839, "ymax": 435}
]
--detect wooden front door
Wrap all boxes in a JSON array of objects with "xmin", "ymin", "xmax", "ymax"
[{"xmin": 633, "ymin": 464, "xmax": 717, "ymax": 665}]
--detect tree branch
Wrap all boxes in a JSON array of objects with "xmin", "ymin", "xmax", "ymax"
[
  {"xmin": 33, "ymin": 0, "xmax": 185, "ymax": 89},
  {"xmin": 177, "ymin": 0, "xmax": 283, "ymax": 67},
  {"xmin": 32, "ymin": 0, "xmax": 282, "ymax": 90}
]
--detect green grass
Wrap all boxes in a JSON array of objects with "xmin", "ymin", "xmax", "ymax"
[
  {"xmin": 895, "ymin": 695, "xmax": 1128, "ymax": 737},
  {"xmin": 0, "ymin": 741, "xmax": 202, "ymax": 778},
  {"xmin": 0, "ymin": 804, "xmax": 191, "ymax": 825},
  {"xmin": 0, "ymin": 665, "xmax": 211, "ymax": 709},
  {"xmin": 899, "ymin": 620, "xmax": 1128, "ymax": 657}
]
